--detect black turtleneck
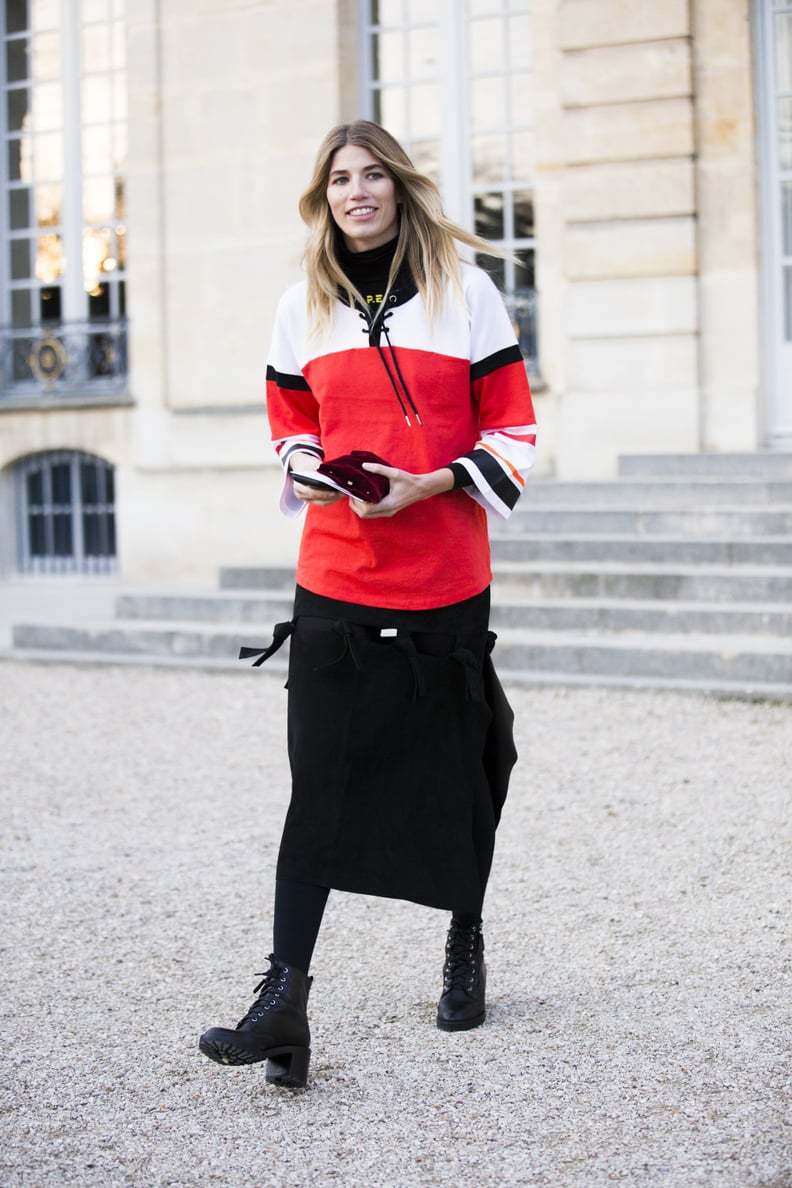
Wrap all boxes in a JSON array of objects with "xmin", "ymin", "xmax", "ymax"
[{"xmin": 338, "ymin": 236, "xmax": 399, "ymax": 307}]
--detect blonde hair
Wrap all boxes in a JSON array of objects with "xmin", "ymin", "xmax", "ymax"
[{"xmin": 299, "ymin": 120, "xmax": 501, "ymax": 335}]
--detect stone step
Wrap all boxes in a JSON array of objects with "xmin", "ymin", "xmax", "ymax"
[
  {"xmin": 525, "ymin": 478, "xmax": 792, "ymax": 506},
  {"xmin": 491, "ymin": 598, "xmax": 792, "ymax": 637},
  {"xmin": 11, "ymin": 620, "xmax": 792, "ymax": 692},
  {"xmin": 490, "ymin": 535, "xmax": 792, "ymax": 565},
  {"xmin": 115, "ymin": 590, "xmax": 294, "ymax": 623},
  {"xmin": 492, "ymin": 628, "xmax": 792, "ymax": 687},
  {"xmin": 503, "ymin": 506, "xmax": 792, "ymax": 536},
  {"xmin": 490, "ymin": 561, "xmax": 792, "ymax": 602},
  {"xmin": 618, "ymin": 451, "xmax": 792, "ymax": 479},
  {"xmin": 114, "ymin": 590, "xmax": 792, "ymax": 638},
  {"xmin": 11, "ymin": 621, "xmax": 280, "ymax": 667}
]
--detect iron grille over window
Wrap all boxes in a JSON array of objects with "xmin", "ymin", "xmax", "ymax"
[
  {"xmin": 358, "ymin": 0, "xmax": 537, "ymax": 373},
  {"xmin": 0, "ymin": 0, "xmax": 128, "ymax": 401},
  {"xmin": 15, "ymin": 449, "xmax": 117, "ymax": 573}
]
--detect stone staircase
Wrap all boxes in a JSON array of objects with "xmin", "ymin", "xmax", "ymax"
[{"xmin": 11, "ymin": 452, "xmax": 792, "ymax": 698}]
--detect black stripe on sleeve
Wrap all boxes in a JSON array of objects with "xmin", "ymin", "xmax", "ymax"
[
  {"xmin": 464, "ymin": 447, "xmax": 521, "ymax": 510},
  {"xmin": 266, "ymin": 363, "xmax": 311, "ymax": 391},
  {"xmin": 470, "ymin": 344, "xmax": 524, "ymax": 382}
]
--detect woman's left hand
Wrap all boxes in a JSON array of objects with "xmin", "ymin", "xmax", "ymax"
[{"xmin": 349, "ymin": 463, "xmax": 455, "ymax": 519}]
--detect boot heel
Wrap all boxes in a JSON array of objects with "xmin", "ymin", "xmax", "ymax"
[{"xmin": 265, "ymin": 1046, "xmax": 311, "ymax": 1088}]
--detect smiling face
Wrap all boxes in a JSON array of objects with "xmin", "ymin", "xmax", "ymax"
[{"xmin": 326, "ymin": 143, "xmax": 399, "ymax": 253}]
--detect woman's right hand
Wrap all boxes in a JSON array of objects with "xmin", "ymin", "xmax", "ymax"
[{"xmin": 289, "ymin": 451, "xmax": 344, "ymax": 505}]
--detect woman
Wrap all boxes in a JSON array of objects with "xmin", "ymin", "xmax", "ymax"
[{"xmin": 199, "ymin": 121, "xmax": 536, "ymax": 1088}]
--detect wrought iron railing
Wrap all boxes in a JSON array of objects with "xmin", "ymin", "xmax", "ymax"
[{"xmin": 0, "ymin": 318, "xmax": 128, "ymax": 397}]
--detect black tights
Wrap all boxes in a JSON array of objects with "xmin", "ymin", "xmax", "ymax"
[{"xmin": 273, "ymin": 879, "xmax": 483, "ymax": 974}]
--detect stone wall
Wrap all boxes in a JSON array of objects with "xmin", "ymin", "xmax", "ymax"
[{"xmin": 532, "ymin": 0, "xmax": 760, "ymax": 478}]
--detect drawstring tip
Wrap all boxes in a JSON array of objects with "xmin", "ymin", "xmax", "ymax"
[
  {"xmin": 415, "ymin": 413, "xmax": 423, "ymax": 426},
  {"xmin": 404, "ymin": 414, "xmax": 411, "ymax": 426}
]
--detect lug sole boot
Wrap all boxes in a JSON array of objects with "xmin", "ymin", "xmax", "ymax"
[
  {"xmin": 199, "ymin": 956, "xmax": 312, "ymax": 1088},
  {"xmin": 436, "ymin": 922, "xmax": 486, "ymax": 1032}
]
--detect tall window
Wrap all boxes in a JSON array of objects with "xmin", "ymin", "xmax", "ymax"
[
  {"xmin": 0, "ymin": 0, "xmax": 127, "ymax": 400},
  {"xmin": 358, "ymin": 0, "xmax": 537, "ymax": 370},
  {"xmin": 15, "ymin": 449, "xmax": 116, "ymax": 573}
]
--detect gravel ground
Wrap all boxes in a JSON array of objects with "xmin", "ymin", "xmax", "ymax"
[{"xmin": 0, "ymin": 660, "xmax": 790, "ymax": 1188}]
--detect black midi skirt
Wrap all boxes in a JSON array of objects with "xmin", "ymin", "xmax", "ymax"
[{"xmin": 274, "ymin": 585, "xmax": 517, "ymax": 912}]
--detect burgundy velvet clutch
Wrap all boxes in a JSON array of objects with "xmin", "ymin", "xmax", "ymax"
[{"xmin": 292, "ymin": 450, "xmax": 391, "ymax": 504}]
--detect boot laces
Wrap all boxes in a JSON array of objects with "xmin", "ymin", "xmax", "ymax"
[
  {"xmin": 236, "ymin": 956, "xmax": 288, "ymax": 1028},
  {"xmin": 442, "ymin": 926, "xmax": 480, "ymax": 994}
]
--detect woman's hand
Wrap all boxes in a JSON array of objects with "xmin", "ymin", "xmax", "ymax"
[
  {"xmin": 349, "ymin": 463, "xmax": 454, "ymax": 519},
  {"xmin": 289, "ymin": 451, "xmax": 344, "ymax": 506}
]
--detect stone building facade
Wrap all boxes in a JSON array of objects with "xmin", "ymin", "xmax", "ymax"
[{"xmin": 0, "ymin": 0, "xmax": 788, "ymax": 582}]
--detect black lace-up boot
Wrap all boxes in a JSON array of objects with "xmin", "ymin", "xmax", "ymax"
[
  {"xmin": 199, "ymin": 955, "xmax": 312, "ymax": 1087},
  {"xmin": 436, "ymin": 921, "xmax": 486, "ymax": 1032}
]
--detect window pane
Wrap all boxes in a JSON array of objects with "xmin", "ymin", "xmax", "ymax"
[
  {"xmin": 8, "ymin": 87, "xmax": 29, "ymax": 132},
  {"xmin": 472, "ymin": 134, "xmax": 505, "ymax": 184},
  {"xmin": 11, "ymin": 288, "xmax": 32, "ymax": 325},
  {"xmin": 36, "ymin": 180, "xmax": 61, "ymax": 225},
  {"xmin": 26, "ymin": 468, "xmax": 44, "ymax": 505},
  {"xmin": 82, "ymin": 23, "xmax": 111, "ymax": 70},
  {"xmin": 31, "ymin": 81, "xmax": 61, "ymax": 131},
  {"xmin": 112, "ymin": 121, "xmax": 127, "ymax": 170},
  {"xmin": 8, "ymin": 138, "xmax": 22, "ymax": 180},
  {"xmin": 510, "ymin": 130, "xmax": 534, "ymax": 180},
  {"xmin": 10, "ymin": 188, "xmax": 31, "ymax": 230},
  {"xmin": 472, "ymin": 76, "xmax": 505, "ymax": 129},
  {"xmin": 510, "ymin": 72, "xmax": 533, "ymax": 123},
  {"xmin": 31, "ymin": 0, "xmax": 59, "ymax": 31},
  {"xmin": 80, "ymin": 460, "xmax": 99, "ymax": 504},
  {"xmin": 6, "ymin": 37, "xmax": 28, "ymax": 82},
  {"xmin": 470, "ymin": 19, "xmax": 503, "ymax": 74},
  {"xmin": 31, "ymin": 30, "xmax": 59, "ymax": 80},
  {"xmin": 785, "ymin": 265, "xmax": 792, "ymax": 343},
  {"xmin": 112, "ymin": 75, "xmax": 127, "ymax": 122},
  {"xmin": 105, "ymin": 465, "xmax": 115, "ymax": 502},
  {"xmin": 407, "ymin": 0, "xmax": 439, "ymax": 17},
  {"xmin": 408, "ymin": 84, "xmax": 440, "ymax": 136},
  {"xmin": 35, "ymin": 232, "xmax": 64, "ymax": 283},
  {"xmin": 376, "ymin": 87, "xmax": 406, "ymax": 138},
  {"xmin": 11, "ymin": 238, "xmax": 32, "ymax": 279},
  {"xmin": 28, "ymin": 514, "xmax": 47, "ymax": 556},
  {"xmin": 83, "ymin": 175, "xmax": 115, "ymax": 223},
  {"xmin": 6, "ymin": 2, "xmax": 28, "ymax": 35},
  {"xmin": 372, "ymin": 1, "xmax": 404, "ymax": 25},
  {"xmin": 39, "ymin": 284, "xmax": 61, "ymax": 320},
  {"xmin": 51, "ymin": 462, "xmax": 72, "ymax": 504},
  {"xmin": 410, "ymin": 138, "xmax": 440, "ymax": 183},
  {"xmin": 83, "ymin": 226, "xmax": 113, "ymax": 293},
  {"xmin": 53, "ymin": 512, "xmax": 73, "ymax": 555},
  {"xmin": 82, "ymin": 511, "xmax": 100, "ymax": 554},
  {"xmin": 82, "ymin": 124, "xmax": 112, "ymax": 174},
  {"xmin": 81, "ymin": 76, "xmax": 112, "ymax": 123},
  {"xmin": 474, "ymin": 191, "xmax": 505, "ymax": 238},
  {"xmin": 515, "ymin": 247, "xmax": 534, "ymax": 288},
  {"xmin": 32, "ymin": 131, "xmax": 64, "ymax": 180},
  {"xmin": 776, "ymin": 12, "xmax": 792, "ymax": 92},
  {"xmin": 81, "ymin": 0, "xmax": 109, "ymax": 21},
  {"xmin": 116, "ymin": 224, "xmax": 127, "ymax": 268},
  {"xmin": 373, "ymin": 31, "xmax": 403, "ymax": 83},
  {"xmin": 406, "ymin": 27, "xmax": 438, "ymax": 79},
  {"xmin": 508, "ymin": 15, "xmax": 532, "ymax": 69},
  {"xmin": 513, "ymin": 190, "xmax": 534, "ymax": 237}
]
